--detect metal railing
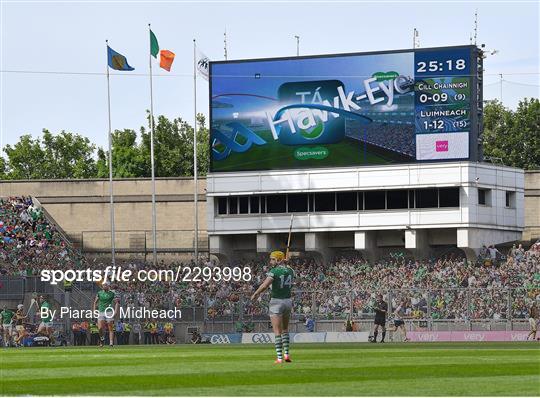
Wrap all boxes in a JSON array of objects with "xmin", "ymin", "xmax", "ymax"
[{"xmin": 1, "ymin": 279, "xmax": 536, "ymax": 329}]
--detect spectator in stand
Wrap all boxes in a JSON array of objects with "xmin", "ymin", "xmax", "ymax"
[
  {"xmin": 305, "ymin": 316, "xmax": 315, "ymax": 332},
  {"xmin": 123, "ymin": 320, "xmax": 131, "ymax": 345},
  {"xmin": 90, "ymin": 321, "xmax": 99, "ymax": 346},
  {"xmin": 150, "ymin": 320, "xmax": 158, "ymax": 344},
  {"xmin": 71, "ymin": 320, "xmax": 80, "ymax": 346},
  {"xmin": 79, "ymin": 319, "xmax": 88, "ymax": 346},
  {"xmin": 115, "ymin": 320, "xmax": 124, "ymax": 345},
  {"xmin": 132, "ymin": 320, "xmax": 141, "ymax": 345}
]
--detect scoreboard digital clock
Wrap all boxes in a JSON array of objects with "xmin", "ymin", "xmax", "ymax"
[{"xmin": 414, "ymin": 47, "xmax": 473, "ymax": 160}]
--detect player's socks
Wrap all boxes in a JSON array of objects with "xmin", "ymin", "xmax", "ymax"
[
  {"xmin": 282, "ymin": 332, "xmax": 290, "ymax": 357},
  {"xmin": 274, "ymin": 335, "xmax": 283, "ymax": 361},
  {"xmin": 373, "ymin": 331, "xmax": 378, "ymax": 342},
  {"xmin": 381, "ymin": 331, "xmax": 386, "ymax": 342}
]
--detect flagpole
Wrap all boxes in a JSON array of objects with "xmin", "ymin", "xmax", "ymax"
[
  {"xmin": 193, "ymin": 39, "xmax": 199, "ymax": 263},
  {"xmin": 105, "ymin": 40, "xmax": 116, "ymax": 267},
  {"xmin": 148, "ymin": 24, "xmax": 158, "ymax": 267}
]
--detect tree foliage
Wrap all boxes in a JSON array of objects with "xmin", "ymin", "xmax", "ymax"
[
  {"xmin": 2, "ymin": 99, "xmax": 537, "ymax": 180},
  {"xmin": 483, "ymin": 98, "xmax": 540, "ymax": 170},
  {"xmin": 3, "ymin": 130, "xmax": 96, "ymax": 179},
  {"xmin": 2, "ymin": 113, "xmax": 210, "ymax": 180}
]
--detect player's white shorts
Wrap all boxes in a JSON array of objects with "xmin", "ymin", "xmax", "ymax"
[
  {"xmin": 529, "ymin": 317, "xmax": 537, "ymax": 331},
  {"xmin": 39, "ymin": 321, "xmax": 53, "ymax": 328},
  {"xmin": 269, "ymin": 298, "xmax": 293, "ymax": 316},
  {"xmin": 98, "ymin": 310, "xmax": 115, "ymax": 322},
  {"xmin": 2, "ymin": 324, "xmax": 12, "ymax": 333}
]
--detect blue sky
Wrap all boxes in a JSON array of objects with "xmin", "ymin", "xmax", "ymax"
[{"xmin": 1, "ymin": 1, "xmax": 538, "ymax": 152}]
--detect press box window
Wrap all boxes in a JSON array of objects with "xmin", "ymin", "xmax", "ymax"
[
  {"xmin": 288, "ymin": 194, "xmax": 308, "ymax": 213},
  {"xmin": 439, "ymin": 187, "xmax": 460, "ymax": 208},
  {"xmin": 364, "ymin": 191, "xmax": 385, "ymax": 210},
  {"xmin": 478, "ymin": 188, "xmax": 491, "ymax": 206},
  {"xmin": 315, "ymin": 193, "xmax": 336, "ymax": 212},
  {"xmin": 416, "ymin": 189, "xmax": 438, "ymax": 208},
  {"xmin": 266, "ymin": 194, "xmax": 286, "ymax": 213},
  {"xmin": 387, "ymin": 190, "xmax": 408, "ymax": 209},
  {"xmin": 337, "ymin": 192, "xmax": 357, "ymax": 211},
  {"xmin": 239, "ymin": 197, "xmax": 249, "ymax": 214},
  {"xmin": 250, "ymin": 196, "xmax": 260, "ymax": 214},
  {"xmin": 217, "ymin": 197, "xmax": 227, "ymax": 215},
  {"xmin": 505, "ymin": 191, "xmax": 516, "ymax": 208},
  {"xmin": 229, "ymin": 197, "xmax": 238, "ymax": 214}
]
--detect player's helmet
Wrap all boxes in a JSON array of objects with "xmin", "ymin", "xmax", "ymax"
[{"xmin": 270, "ymin": 251, "xmax": 285, "ymax": 261}]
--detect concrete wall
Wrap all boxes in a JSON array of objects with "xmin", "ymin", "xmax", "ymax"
[
  {"xmin": 0, "ymin": 178, "xmax": 207, "ymax": 257},
  {"xmin": 524, "ymin": 171, "xmax": 540, "ymax": 242},
  {"xmin": 0, "ymin": 168, "xmax": 538, "ymax": 260}
]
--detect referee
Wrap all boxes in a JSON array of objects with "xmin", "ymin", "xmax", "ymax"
[{"xmin": 371, "ymin": 294, "xmax": 388, "ymax": 343}]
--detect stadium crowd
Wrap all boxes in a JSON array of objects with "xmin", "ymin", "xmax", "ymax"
[
  {"xmin": 0, "ymin": 196, "xmax": 86, "ymax": 277},
  {"xmin": 347, "ymin": 122, "xmax": 415, "ymax": 158},
  {"xmin": 0, "ymin": 196, "xmax": 539, "ymax": 327}
]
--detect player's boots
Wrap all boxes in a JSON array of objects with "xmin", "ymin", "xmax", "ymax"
[
  {"xmin": 274, "ymin": 358, "xmax": 283, "ymax": 364},
  {"xmin": 284, "ymin": 354, "xmax": 292, "ymax": 363},
  {"xmin": 99, "ymin": 337, "xmax": 104, "ymax": 348}
]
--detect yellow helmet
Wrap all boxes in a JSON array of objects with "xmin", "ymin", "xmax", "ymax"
[{"xmin": 270, "ymin": 250, "xmax": 285, "ymax": 261}]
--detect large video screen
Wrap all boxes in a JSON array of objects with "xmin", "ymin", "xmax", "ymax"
[{"xmin": 210, "ymin": 46, "xmax": 479, "ymax": 172}]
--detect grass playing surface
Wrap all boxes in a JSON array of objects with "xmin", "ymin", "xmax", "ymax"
[
  {"xmin": 1, "ymin": 342, "xmax": 539, "ymax": 396},
  {"xmin": 212, "ymin": 130, "xmax": 396, "ymax": 172}
]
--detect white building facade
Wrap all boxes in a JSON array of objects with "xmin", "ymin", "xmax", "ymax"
[{"xmin": 206, "ymin": 162, "xmax": 524, "ymax": 261}]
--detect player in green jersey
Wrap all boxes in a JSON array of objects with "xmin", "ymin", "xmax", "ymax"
[
  {"xmin": 37, "ymin": 295, "xmax": 53, "ymax": 337},
  {"xmin": 1, "ymin": 305, "xmax": 15, "ymax": 347},
  {"xmin": 93, "ymin": 281, "xmax": 119, "ymax": 347},
  {"xmin": 251, "ymin": 250, "xmax": 294, "ymax": 364}
]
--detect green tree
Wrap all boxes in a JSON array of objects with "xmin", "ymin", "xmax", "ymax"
[
  {"xmin": 96, "ymin": 148, "xmax": 109, "ymax": 178},
  {"xmin": 110, "ymin": 129, "xmax": 146, "ymax": 178},
  {"xmin": 0, "ymin": 156, "xmax": 7, "ymax": 180},
  {"xmin": 4, "ymin": 134, "xmax": 46, "ymax": 179},
  {"xmin": 139, "ymin": 112, "xmax": 209, "ymax": 177},
  {"xmin": 195, "ymin": 113, "xmax": 210, "ymax": 176},
  {"xmin": 483, "ymin": 98, "xmax": 540, "ymax": 170},
  {"xmin": 41, "ymin": 129, "xmax": 97, "ymax": 178},
  {"xmin": 4, "ymin": 130, "xmax": 96, "ymax": 179}
]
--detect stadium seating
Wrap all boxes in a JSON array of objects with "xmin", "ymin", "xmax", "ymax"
[{"xmin": 1, "ymin": 196, "xmax": 538, "ymax": 324}]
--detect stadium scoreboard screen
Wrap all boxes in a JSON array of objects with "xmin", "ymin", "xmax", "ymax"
[{"xmin": 209, "ymin": 45, "xmax": 482, "ymax": 172}]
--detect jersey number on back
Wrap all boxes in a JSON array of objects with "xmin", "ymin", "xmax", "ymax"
[{"xmin": 279, "ymin": 274, "xmax": 292, "ymax": 288}]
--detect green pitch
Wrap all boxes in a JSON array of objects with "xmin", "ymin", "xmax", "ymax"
[
  {"xmin": 212, "ymin": 130, "xmax": 400, "ymax": 172},
  {"xmin": 1, "ymin": 343, "xmax": 539, "ymax": 396}
]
